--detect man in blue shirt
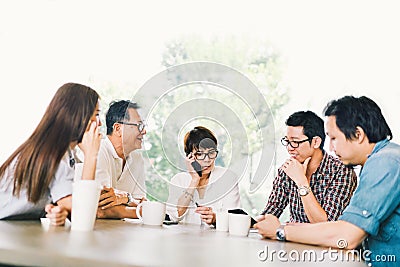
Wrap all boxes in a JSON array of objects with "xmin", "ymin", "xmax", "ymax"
[{"xmin": 255, "ymin": 96, "xmax": 399, "ymax": 266}]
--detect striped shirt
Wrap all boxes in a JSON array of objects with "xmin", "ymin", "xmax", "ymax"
[{"xmin": 262, "ymin": 151, "xmax": 358, "ymax": 223}]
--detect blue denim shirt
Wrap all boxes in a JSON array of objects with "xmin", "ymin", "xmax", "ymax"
[{"xmin": 339, "ymin": 139, "xmax": 400, "ymax": 266}]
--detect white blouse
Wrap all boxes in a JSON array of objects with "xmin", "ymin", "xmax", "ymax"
[
  {"xmin": 166, "ymin": 166, "xmax": 241, "ymax": 225},
  {"xmin": 0, "ymin": 153, "xmax": 74, "ymax": 220}
]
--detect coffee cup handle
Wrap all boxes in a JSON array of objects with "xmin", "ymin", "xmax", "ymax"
[{"xmin": 136, "ymin": 202, "xmax": 143, "ymax": 221}]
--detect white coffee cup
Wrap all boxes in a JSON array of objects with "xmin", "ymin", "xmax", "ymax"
[
  {"xmin": 71, "ymin": 180, "xmax": 101, "ymax": 231},
  {"xmin": 228, "ymin": 213, "xmax": 251, "ymax": 236},
  {"xmin": 136, "ymin": 201, "xmax": 166, "ymax": 226},
  {"xmin": 216, "ymin": 211, "xmax": 229, "ymax": 231}
]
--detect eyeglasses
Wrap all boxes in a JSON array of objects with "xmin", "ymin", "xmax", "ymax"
[
  {"xmin": 194, "ymin": 149, "xmax": 219, "ymax": 160},
  {"xmin": 281, "ymin": 137, "xmax": 311, "ymax": 148},
  {"xmin": 117, "ymin": 121, "xmax": 146, "ymax": 133}
]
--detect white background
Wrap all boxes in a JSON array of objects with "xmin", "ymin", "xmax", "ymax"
[{"xmin": 1, "ymin": 0, "xmax": 399, "ymax": 163}]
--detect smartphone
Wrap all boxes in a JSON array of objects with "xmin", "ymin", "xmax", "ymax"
[
  {"xmin": 186, "ymin": 152, "xmax": 202, "ymax": 177},
  {"xmin": 163, "ymin": 220, "xmax": 179, "ymax": 225},
  {"xmin": 228, "ymin": 208, "xmax": 257, "ymax": 227},
  {"xmin": 191, "ymin": 161, "xmax": 202, "ymax": 177},
  {"xmin": 163, "ymin": 214, "xmax": 179, "ymax": 225}
]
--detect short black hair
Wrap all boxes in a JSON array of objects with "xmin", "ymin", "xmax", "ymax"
[
  {"xmin": 286, "ymin": 111, "xmax": 325, "ymax": 150},
  {"xmin": 106, "ymin": 100, "xmax": 140, "ymax": 135},
  {"xmin": 323, "ymin": 96, "xmax": 392, "ymax": 142},
  {"xmin": 184, "ymin": 126, "xmax": 218, "ymax": 155}
]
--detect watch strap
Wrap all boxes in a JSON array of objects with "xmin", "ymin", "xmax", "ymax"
[
  {"xmin": 126, "ymin": 192, "xmax": 134, "ymax": 205},
  {"xmin": 276, "ymin": 225, "xmax": 286, "ymax": 241},
  {"xmin": 298, "ymin": 185, "xmax": 311, "ymax": 196}
]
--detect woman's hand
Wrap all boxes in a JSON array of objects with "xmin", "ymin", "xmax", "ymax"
[
  {"xmin": 78, "ymin": 121, "xmax": 101, "ymax": 180},
  {"xmin": 195, "ymin": 206, "xmax": 215, "ymax": 225},
  {"xmin": 45, "ymin": 204, "xmax": 68, "ymax": 226},
  {"xmin": 78, "ymin": 121, "xmax": 102, "ymax": 159}
]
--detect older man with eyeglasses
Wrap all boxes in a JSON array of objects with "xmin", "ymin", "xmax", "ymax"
[
  {"xmin": 260, "ymin": 111, "xmax": 357, "ymax": 223},
  {"xmin": 95, "ymin": 100, "xmax": 147, "ymax": 219}
]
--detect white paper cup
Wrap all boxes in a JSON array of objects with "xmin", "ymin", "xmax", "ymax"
[
  {"xmin": 40, "ymin": 218, "xmax": 51, "ymax": 231},
  {"xmin": 216, "ymin": 211, "xmax": 229, "ymax": 231},
  {"xmin": 73, "ymin": 163, "xmax": 83, "ymax": 183},
  {"xmin": 136, "ymin": 201, "xmax": 166, "ymax": 226},
  {"xmin": 228, "ymin": 213, "xmax": 251, "ymax": 236},
  {"xmin": 71, "ymin": 180, "xmax": 101, "ymax": 231}
]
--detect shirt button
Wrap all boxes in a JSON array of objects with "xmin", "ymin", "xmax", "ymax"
[{"xmin": 362, "ymin": 210, "xmax": 368, "ymax": 216}]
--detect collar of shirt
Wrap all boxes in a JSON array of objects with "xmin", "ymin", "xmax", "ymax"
[
  {"xmin": 197, "ymin": 166, "xmax": 225, "ymax": 190},
  {"xmin": 368, "ymin": 138, "xmax": 390, "ymax": 159},
  {"xmin": 104, "ymin": 136, "xmax": 130, "ymax": 161},
  {"xmin": 310, "ymin": 150, "xmax": 330, "ymax": 183}
]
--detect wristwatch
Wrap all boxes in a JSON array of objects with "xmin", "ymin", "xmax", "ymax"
[
  {"xmin": 298, "ymin": 185, "xmax": 311, "ymax": 197},
  {"xmin": 126, "ymin": 193, "xmax": 135, "ymax": 205},
  {"xmin": 276, "ymin": 225, "xmax": 286, "ymax": 241}
]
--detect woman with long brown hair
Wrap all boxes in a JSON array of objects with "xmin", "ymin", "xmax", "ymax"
[{"xmin": 0, "ymin": 83, "xmax": 102, "ymax": 225}]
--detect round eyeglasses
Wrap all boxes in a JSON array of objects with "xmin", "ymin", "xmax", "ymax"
[
  {"xmin": 194, "ymin": 149, "xmax": 219, "ymax": 160},
  {"xmin": 117, "ymin": 121, "xmax": 146, "ymax": 133},
  {"xmin": 280, "ymin": 137, "xmax": 311, "ymax": 148}
]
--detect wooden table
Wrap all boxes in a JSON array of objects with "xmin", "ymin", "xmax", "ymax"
[{"xmin": 0, "ymin": 219, "xmax": 366, "ymax": 267}]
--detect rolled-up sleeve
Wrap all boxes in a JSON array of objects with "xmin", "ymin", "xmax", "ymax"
[{"xmin": 339, "ymin": 157, "xmax": 400, "ymax": 236}]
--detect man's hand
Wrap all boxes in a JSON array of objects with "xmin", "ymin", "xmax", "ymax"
[
  {"xmin": 282, "ymin": 157, "xmax": 311, "ymax": 186},
  {"xmin": 97, "ymin": 205, "xmax": 138, "ymax": 219},
  {"xmin": 45, "ymin": 204, "xmax": 68, "ymax": 226},
  {"xmin": 98, "ymin": 187, "xmax": 128, "ymax": 209},
  {"xmin": 254, "ymin": 214, "xmax": 280, "ymax": 239}
]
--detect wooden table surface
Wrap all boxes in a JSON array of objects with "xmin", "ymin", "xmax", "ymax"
[{"xmin": 0, "ymin": 219, "xmax": 367, "ymax": 267}]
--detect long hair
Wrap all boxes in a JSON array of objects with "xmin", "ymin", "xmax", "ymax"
[{"xmin": 0, "ymin": 83, "xmax": 99, "ymax": 203}]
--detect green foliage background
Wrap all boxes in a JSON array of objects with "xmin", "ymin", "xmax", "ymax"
[{"xmin": 97, "ymin": 34, "xmax": 290, "ymax": 215}]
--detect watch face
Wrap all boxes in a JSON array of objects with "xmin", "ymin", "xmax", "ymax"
[
  {"xmin": 276, "ymin": 228, "xmax": 286, "ymax": 241},
  {"xmin": 299, "ymin": 188, "xmax": 307, "ymax": 196}
]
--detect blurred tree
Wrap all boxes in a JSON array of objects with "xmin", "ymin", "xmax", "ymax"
[
  {"xmin": 162, "ymin": 35, "xmax": 289, "ymax": 136},
  {"xmin": 144, "ymin": 35, "xmax": 290, "ymax": 209}
]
